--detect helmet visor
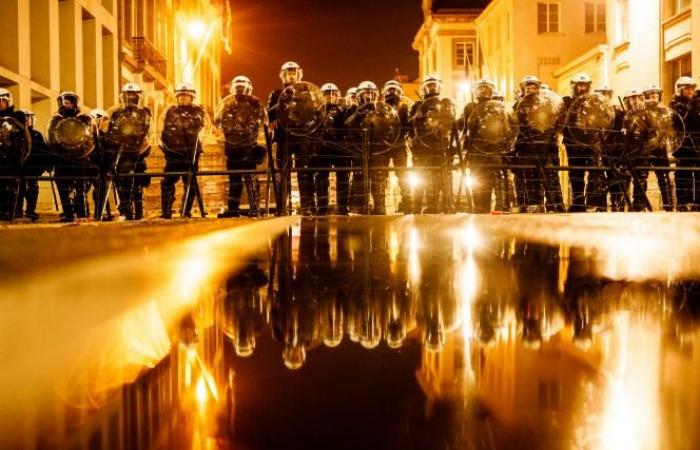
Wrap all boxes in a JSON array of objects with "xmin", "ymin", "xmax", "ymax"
[{"xmin": 281, "ymin": 68, "xmax": 301, "ymax": 85}]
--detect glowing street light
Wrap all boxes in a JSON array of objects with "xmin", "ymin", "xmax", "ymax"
[{"xmin": 187, "ymin": 20, "xmax": 208, "ymax": 41}]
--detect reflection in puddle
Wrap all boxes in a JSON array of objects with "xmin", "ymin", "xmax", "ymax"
[{"xmin": 6, "ymin": 217, "xmax": 700, "ymax": 450}]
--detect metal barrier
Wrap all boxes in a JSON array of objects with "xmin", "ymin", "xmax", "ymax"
[{"xmin": 1, "ymin": 126, "xmax": 699, "ymax": 222}]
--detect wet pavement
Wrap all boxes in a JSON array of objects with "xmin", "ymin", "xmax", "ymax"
[{"xmin": 1, "ymin": 214, "xmax": 699, "ymax": 450}]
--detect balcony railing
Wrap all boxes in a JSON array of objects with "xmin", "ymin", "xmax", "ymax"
[{"xmin": 131, "ymin": 36, "xmax": 167, "ymax": 79}]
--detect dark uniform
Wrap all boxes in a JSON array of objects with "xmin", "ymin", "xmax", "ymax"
[
  {"xmin": 633, "ymin": 103, "xmax": 674, "ymax": 212},
  {"xmin": 513, "ymin": 97, "xmax": 564, "ymax": 212},
  {"xmin": 313, "ymin": 102, "xmax": 349, "ymax": 214},
  {"xmin": 384, "ymin": 94, "xmax": 411, "ymax": 214},
  {"xmin": 267, "ymin": 87, "xmax": 315, "ymax": 215},
  {"xmin": 563, "ymin": 95, "xmax": 605, "ymax": 212},
  {"xmin": 49, "ymin": 107, "xmax": 95, "ymax": 220},
  {"xmin": 17, "ymin": 124, "xmax": 52, "ymax": 221},
  {"xmin": 603, "ymin": 106, "xmax": 630, "ymax": 211},
  {"xmin": 216, "ymin": 94, "xmax": 266, "ymax": 217},
  {"xmin": 0, "ymin": 107, "xmax": 29, "ymax": 220},
  {"xmin": 462, "ymin": 99, "xmax": 509, "ymax": 212},
  {"xmin": 102, "ymin": 105, "xmax": 152, "ymax": 219},
  {"xmin": 343, "ymin": 102, "xmax": 392, "ymax": 215},
  {"xmin": 408, "ymin": 92, "xmax": 451, "ymax": 214},
  {"xmin": 160, "ymin": 103, "xmax": 206, "ymax": 218},
  {"xmin": 671, "ymin": 93, "xmax": 700, "ymax": 211}
]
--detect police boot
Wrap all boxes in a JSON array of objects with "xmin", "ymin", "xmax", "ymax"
[
  {"xmin": 57, "ymin": 186, "xmax": 75, "ymax": 222},
  {"xmin": 25, "ymin": 188, "xmax": 40, "ymax": 222},
  {"xmin": 160, "ymin": 196, "xmax": 173, "ymax": 219},
  {"xmin": 134, "ymin": 199, "xmax": 144, "ymax": 220}
]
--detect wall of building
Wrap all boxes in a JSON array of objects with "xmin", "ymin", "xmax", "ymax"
[
  {"xmin": 475, "ymin": 0, "xmax": 607, "ymax": 99},
  {"xmin": 413, "ymin": 6, "xmax": 482, "ymax": 104},
  {"xmin": 0, "ymin": 0, "xmax": 119, "ymax": 131}
]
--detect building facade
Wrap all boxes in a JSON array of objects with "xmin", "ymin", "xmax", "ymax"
[
  {"xmin": 414, "ymin": 0, "xmax": 699, "ymax": 102},
  {"xmin": 476, "ymin": 0, "xmax": 608, "ymax": 100},
  {"xmin": 412, "ymin": 0, "xmax": 487, "ymax": 104},
  {"xmin": 550, "ymin": 0, "xmax": 698, "ymax": 99},
  {"xmin": 0, "ymin": 0, "xmax": 120, "ymax": 133}
]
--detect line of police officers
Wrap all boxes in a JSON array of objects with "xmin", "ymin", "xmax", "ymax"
[{"xmin": 1, "ymin": 60, "xmax": 699, "ymax": 222}]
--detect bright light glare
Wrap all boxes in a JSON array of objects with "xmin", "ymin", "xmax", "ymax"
[
  {"xmin": 408, "ymin": 172, "xmax": 422, "ymax": 189},
  {"xmin": 465, "ymin": 174, "xmax": 477, "ymax": 190},
  {"xmin": 188, "ymin": 20, "xmax": 207, "ymax": 41},
  {"xmin": 195, "ymin": 377, "xmax": 208, "ymax": 409}
]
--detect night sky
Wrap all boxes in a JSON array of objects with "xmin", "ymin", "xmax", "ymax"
[{"xmin": 223, "ymin": 0, "xmax": 424, "ymax": 99}]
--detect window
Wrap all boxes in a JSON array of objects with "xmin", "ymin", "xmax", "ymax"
[
  {"xmin": 454, "ymin": 40, "xmax": 475, "ymax": 69},
  {"xmin": 666, "ymin": 54, "xmax": 692, "ymax": 93},
  {"xmin": 666, "ymin": 0, "xmax": 692, "ymax": 17},
  {"xmin": 585, "ymin": 3, "xmax": 606, "ymax": 33},
  {"xmin": 616, "ymin": 0, "xmax": 629, "ymax": 44},
  {"xmin": 538, "ymin": 3, "xmax": 560, "ymax": 34}
]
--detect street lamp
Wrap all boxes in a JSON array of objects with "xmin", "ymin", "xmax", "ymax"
[{"xmin": 187, "ymin": 20, "xmax": 208, "ymax": 41}]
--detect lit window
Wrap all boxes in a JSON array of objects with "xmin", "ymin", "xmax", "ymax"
[
  {"xmin": 585, "ymin": 3, "xmax": 606, "ymax": 33},
  {"xmin": 454, "ymin": 41, "xmax": 475, "ymax": 69}
]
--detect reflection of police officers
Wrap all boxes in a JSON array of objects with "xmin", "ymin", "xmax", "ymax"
[
  {"xmin": 314, "ymin": 83, "xmax": 348, "ymax": 215},
  {"xmin": 563, "ymin": 73, "xmax": 605, "ymax": 212},
  {"xmin": 670, "ymin": 77, "xmax": 699, "ymax": 211},
  {"xmin": 215, "ymin": 76, "xmax": 266, "ymax": 218},
  {"xmin": 344, "ymin": 81, "xmax": 393, "ymax": 215},
  {"xmin": 267, "ymin": 61, "xmax": 315, "ymax": 215},
  {"xmin": 462, "ymin": 78, "xmax": 508, "ymax": 212},
  {"xmin": 49, "ymin": 91, "xmax": 95, "ymax": 222},
  {"xmin": 16, "ymin": 110, "xmax": 52, "ymax": 221},
  {"xmin": 218, "ymin": 263, "xmax": 269, "ymax": 357},
  {"xmin": 382, "ymin": 80, "xmax": 412, "ymax": 214},
  {"xmin": 160, "ymin": 83, "xmax": 206, "ymax": 219},
  {"xmin": 0, "ymin": 89, "xmax": 28, "ymax": 221},
  {"xmin": 408, "ymin": 74, "xmax": 453, "ymax": 214}
]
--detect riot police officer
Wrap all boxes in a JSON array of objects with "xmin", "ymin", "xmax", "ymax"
[
  {"xmin": 16, "ymin": 110, "xmax": 52, "ymax": 221},
  {"xmin": 160, "ymin": 82, "xmax": 207, "ymax": 219},
  {"xmin": 513, "ymin": 75, "xmax": 563, "ymax": 212},
  {"xmin": 408, "ymin": 74, "xmax": 454, "ymax": 214},
  {"xmin": 563, "ymin": 73, "xmax": 604, "ymax": 212},
  {"xmin": 215, "ymin": 76, "xmax": 267, "ymax": 218},
  {"xmin": 344, "ymin": 81, "xmax": 394, "ymax": 215},
  {"xmin": 670, "ymin": 76, "xmax": 699, "ymax": 211},
  {"xmin": 640, "ymin": 84, "xmax": 673, "ymax": 211},
  {"xmin": 0, "ymin": 89, "xmax": 28, "ymax": 221},
  {"xmin": 314, "ymin": 83, "xmax": 348, "ymax": 215},
  {"xmin": 621, "ymin": 89, "xmax": 653, "ymax": 211},
  {"xmin": 267, "ymin": 61, "xmax": 315, "ymax": 215},
  {"xmin": 100, "ymin": 83, "xmax": 152, "ymax": 220},
  {"xmin": 461, "ymin": 78, "xmax": 506, "ymax": 212},
  {"xmin": 49, "ymin": 91, "xmax": 95, "ymax": 222},
  {"xmin": 595, "ymin": 86, "xmax": 628, "ymax": 211},
  {"xmin": 382, "ymin": 80, "xmax": 411, "ymax": 214}
]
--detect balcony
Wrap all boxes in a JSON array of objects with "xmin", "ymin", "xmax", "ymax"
[{"xmin": 130, "ymin": 36, "xmax": 168, "ymax": 86}]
